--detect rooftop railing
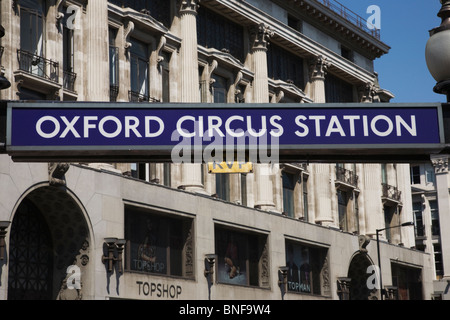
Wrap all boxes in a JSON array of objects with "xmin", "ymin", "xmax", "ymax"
[{"xmin": 315, "ymin": 0, "xmax": 381, "ymax": 40}]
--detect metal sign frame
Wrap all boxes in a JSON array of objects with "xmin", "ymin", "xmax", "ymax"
[{"xmin": 2, "ymin": 101, "xmax": 449, "ymax": 163}]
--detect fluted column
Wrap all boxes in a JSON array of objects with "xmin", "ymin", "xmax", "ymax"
[
  {"xmin": 431, "ymin": 155, "xmax": 450, "ymax": 278},
  {"xmin": 86, "ymin": 0, "xmax": 109, "ymax": 101},
  {"xmin": 307, "ymin": 56, "xmax": 330, "ymax": 104},
  {"xmin": 180, "ymin": 0, "xmax": 201, "ymax": 103},
  {"xmin": 362, "ymin": 164, "xmax": 383, "ymax": 236},
  {"xmin": 313, "ymin": 163, "xmax": 334, "ymax": 226},
  {"xmin": 308, "ymin": 56, "xmax": 334, "ymax": 225},
  {"xmin": 178, "ymin": 0, "xmax": 204, "ymax": 193},
  {"xmin": 250, "ymin": 23, "xmax": 276, "ymax": 211}
]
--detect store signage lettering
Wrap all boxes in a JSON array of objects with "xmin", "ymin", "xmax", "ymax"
[
  {"xmin": 5, "ymin": 102, "xmax": 445, "ymax": 162},
  {"xmin": 8, "ymin": 103, "xmax": 441, "ymax": 147},
  {"xmin": 136, "ymin": 281, "xmax": 182, "ymax": 299}
]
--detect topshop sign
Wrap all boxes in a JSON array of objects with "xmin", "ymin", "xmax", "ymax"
[{"xmin": 4, "ymin": 102, "xmax": 447, "ymax": 163}]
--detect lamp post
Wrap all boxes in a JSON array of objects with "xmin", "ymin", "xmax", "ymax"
[
  {"xmin": 426, "ymin": 0, "xmax": 450, "ymax": 102},
  {"xmin": 375, "ymin": 221, "xmax": 414, "ymax": 300}
]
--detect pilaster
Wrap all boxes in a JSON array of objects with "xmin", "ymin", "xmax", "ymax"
[
  {"xmin": 431, "ymin": 154, "xmax": 450, "ymax": 279},
  {"xmin": 249, "ymin": 23, "xmax": 275, "ymax": 211},
  {"xmin": 178, "ymin": 0, "xmax": 204, "ymax": 193},
  {"xmin": 307, "ymin": 55, "xmax": 330, "ymax": 104},
  {"xmin": 86, "ymin": 0, "xmax": 109, "ymax": 101}
]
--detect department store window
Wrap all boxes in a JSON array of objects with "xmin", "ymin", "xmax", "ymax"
[
  {"xmin": 125, "ymin": 206, "xmax": 195, "ymax": 278},
  {"xmin": 20, "ymin": 0, "xmax": 45, "ymax": 57},
  {"xmin": 282, "ymin": 172, "xmax": 295, "ymax": 218},
  {"xmin": 288, "ymin": 15, "xmax": 302, "ymax": 33},
  {"xmin": 413, "ymin": 202, "xmax": 425, "ymax": 237},
  {"xmin": 341, "ymin": 45, "xmax": 353, "ymax": 62},
  {"xmin": 434, "ymin": 243, "xmax": 444, "ymax": 278},
  {"xmin": 19, "ymin": 0, "xmax": 60, "ymax": 83},
  {"xmin": 63, "ymin": 14, "xmax": 76, "ymax": 92},
  {"xmin": 215, "ymin": 226, "xmax": 269, "ymax": 288},
  {"xmin": 281, "ymin": 165, "xmax": 309, "ymax": 220},
  {"xmin": 430, "ymin": 200, "xmax": 440, "ymax": 236},
  {"xmin": 325, "ymin": 73, "xmax": 354, "ymax": 103},
  {"xmin": 216, "ymin": 174, "xmax": 230, "ymax": 202},
  {"xmin": 161, "ymin": 52, "xmax": 170, "ymax": 102},
  {"xmin": 410, "ymin": 166, "xmax": 420, "ymax": 184},
  {"xmin": 285, "ymin": 240, "xmax": 329, "ymax": 295},
  {"xmin": 212, "ymin": 74, "xmax": 228, "ymax": 103},
  {"xmin": 337, "ymin": 189, "xmax": 349, "ymax": 231},
  {"xmin": 129, "ymin": 38, "xmax": 150, "ymax": 102},
  {"xmin": 109, "ymin": 28, "xmax": 119, "ymax": 101},
  {"xmin": 391, "ymin": 263, "xmax": 423, "ymax": 300},
  {"xmin": 197, "ymin": 6, "xmax": 245, "ymax": 62},
  {"xmin": 267, "ymin": 43, "xmax": 305, "ymax": 90},
  {"xmin": 383, "ymin": 205, "xmax": 399, "ymax": 242},
  {"xmin": 425, "ymin": 169, "xmax": 435, "ymax": 184}
]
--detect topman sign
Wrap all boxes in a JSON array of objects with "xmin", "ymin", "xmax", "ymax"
[{"xmin": 1, "ymin": 101, "xmax": 449, "ymax": 163}]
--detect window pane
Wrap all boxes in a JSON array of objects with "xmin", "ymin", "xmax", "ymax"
[
  {"xmin": 282, "ymin": 172, "xmax": 295, "ymax": 218},
  {"xmin": 125, "ymin": 206, "xmax": 193, "ymax": 277},
  {"xmin": 285, "ymin": 241, "xmax": 327, "ymax": 295},
  {"xmin": 215, "ymin": 227, "xmax": 267, "ymax": 287}
]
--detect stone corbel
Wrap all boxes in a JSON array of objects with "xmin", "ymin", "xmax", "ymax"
[
  {"xmin": 358, "ymin": 235, "xmax": 371, "ymax": 253},
  {"xmin": 124, "ymin": 21, "xmax": 135, "ymax": 51},
  {"xmin": 275, "ymin": 90, "xmax": 284, "ymax": 103},
  {"xmin": 208, "ymin": 59, "xmax": 218, "ymax": 89},
  {"xmin": 56, "ymin": 0, "xmax": 66, "ymax": 21},
  {"xmin": 156, "ymin": 36, "xmax": 167, "ymax": 66},
  {"xmin": 49, "ymin": 163, "xmax": 70, "ymax": 186},
  {"xmin": 234, "ymin": 71, "xmax": 244, "ymax": 102}
]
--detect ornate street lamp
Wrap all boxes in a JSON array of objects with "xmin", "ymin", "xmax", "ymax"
[{"xmin": 426, "ymin": 0, "xmax": 450, "ymax": 101}]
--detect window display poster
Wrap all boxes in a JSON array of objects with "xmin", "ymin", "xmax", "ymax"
[
  {"xmin": 215, "ymin": 229, "xmax": 248, "ymax": 285},
  {"xmin": 285, "ymin": 242, "xmax": 312, "ymax": 293},
  {"xmin": 127, "ymin": 212, "xmax": 168, "ymax": 275}
]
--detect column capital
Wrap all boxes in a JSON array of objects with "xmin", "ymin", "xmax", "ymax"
[
  {"xmin": 250, "ymin": 23, "xmax": 274, "ymax": 52},
  {"xmin": 431, "ymin": 154, "xmax": 449, "ymax": 174},
  {"xmin": 179, "ymin": 0, "xmax": 201, "ymax": 15},
  {"xmin": 309, "ymin": 55, "xmax": 330, "ymax": 80}
]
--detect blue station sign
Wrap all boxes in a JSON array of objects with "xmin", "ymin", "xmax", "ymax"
[{"xmin": 3, "ymin": 101, "xmax": 449, "ymax": 163}]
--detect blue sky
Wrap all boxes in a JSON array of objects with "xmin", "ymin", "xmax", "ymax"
[{"xmin": 336, "ymin": 0, "xmax": 443, "ymax": 103}]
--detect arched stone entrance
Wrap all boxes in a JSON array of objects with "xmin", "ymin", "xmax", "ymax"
[
  {"xmin": 7, "ymin": 185, "xmax": 91, "ymax": 300},
  {"xmin": 347, "ymin": 253, "xmax": 378, "ymax": 300}
]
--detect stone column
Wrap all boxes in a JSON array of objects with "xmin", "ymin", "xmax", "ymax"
[
  {"xmin": 180, "ymin": 0, "xmax": 201, "ymax": 103},
  {"xmin": 178, "ymin": 0, "xmax": 204, "ymax": 193},
  {"xmin": 86, "ymin": 0, "xmax": 109, "ymax": 101},
  {"xmin": 363, "ymin": 164, "xmax": 383, "ymax": 237},
  {"xmin": 431, "ymin": 155, "xmax": 450, "ymax": 279},
  {"xmin": 307, "ymin": 56, "xmax": 334, "ymax": 225},
  {"xmin": 307, "ymin": 56, "xmax": 330, "ymax": 104},
  {"xmin": 250, "ymin": 23, "xmax": 275, "ymax": 211}
]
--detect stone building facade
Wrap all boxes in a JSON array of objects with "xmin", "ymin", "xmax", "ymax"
[{"xmin": 0, "ymin": 0, "xmax": 434, "ymax": 300}]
